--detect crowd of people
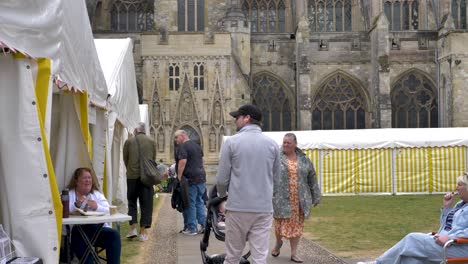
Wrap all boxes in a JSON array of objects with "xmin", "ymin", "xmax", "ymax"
[{"xmin": 64, "ymin": 105, "xmax": 468, "ymax": 264}]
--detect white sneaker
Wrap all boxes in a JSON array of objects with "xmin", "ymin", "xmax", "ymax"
[
  {"xmin": 139, "ymin": 234, "xmax": 148, "ymax": 242},
  {"xmin": 125, "ymin": 228, "xmax": 137, "ymax": 239},
  {"xmin": 357, "ymin": 261, "xmax": 376, "ymax": 264}
]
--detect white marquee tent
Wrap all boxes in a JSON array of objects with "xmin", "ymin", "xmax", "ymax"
[
  {"xmin": 95, "ymin": 38, "xmax": 140, "ymax": 213},
  {"xmin": 0, "ymin": 0, "xmax": 108, "ymax": 263}
]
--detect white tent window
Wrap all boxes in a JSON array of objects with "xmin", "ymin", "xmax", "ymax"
[
  {"xmin": 111, "ymin": 0, "xmax": 154, "ymax": 32},
  {"xmin": 312, "ymin": 73, "xmax": 367, "ymax": 130},
  {"xmin": 391, "ymin": 71, "xmax": 438, "ymax": 128}
]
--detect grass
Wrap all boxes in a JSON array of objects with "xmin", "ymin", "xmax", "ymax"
[
  {"xmin": 303, "ymin": 195, "xmax": 444, "ymax": 259},
  {"xmin": 119, "ymin": 194, "xmax": 161, "ymax": 264}
]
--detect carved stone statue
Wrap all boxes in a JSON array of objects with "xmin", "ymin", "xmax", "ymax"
[
  {"xmin": 214, "ymin": 102, "xmax": 221, "ymax": 125},
  {"xmin": 209, "ymin": 130, "xmax": 216, "ymax": 151},
  {"xmin": 153, "ymin": 102, "xmax": 160, "ymax": 126},
  {"xmin": 182, "ymin": 93, "xmax": 191, "ymax": 122},
  {"xmin": 157, "ymin": 129, "xmax": 164, "ymax": 152}
]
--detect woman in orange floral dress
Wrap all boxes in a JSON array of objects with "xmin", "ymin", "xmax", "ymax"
[{"xmin": 272, "ymin": 133, "xmax": 321, "ymax": 263}]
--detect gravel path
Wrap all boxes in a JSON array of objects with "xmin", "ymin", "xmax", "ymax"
[
  {"xmin": 142, "ymin": 194, "xmax": 178, "ymax": 264},
  {"xmin": 141, "ymin": 193, "xmax": 348, "ymax": 264}
]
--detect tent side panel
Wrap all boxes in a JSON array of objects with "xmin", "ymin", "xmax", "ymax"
[
  {"xmin": 431, "ymin": 146, "xmax": 467, "ymax": 192},
  {"xmin": 0, "ymin": 55, "xmax": 58, "ymax": 263},
  {"xmin": 356, "ymin": 149, "xmax": 392, "ymax": 193},
  {"xmin": 303, "ymin": 149, "xmax": 320, "ymax": 189},
  {"xmin": 321, "ymin": 149, "xmax": 355, "ymax": 194},
  {"xmin": 395, "ymin": 148, "xmax": 429, "ymax": 193}
]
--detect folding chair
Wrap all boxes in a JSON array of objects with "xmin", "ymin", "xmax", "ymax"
[{"xmin": 441, "ymin": 237, "xmax": 468, "ymax": 263}]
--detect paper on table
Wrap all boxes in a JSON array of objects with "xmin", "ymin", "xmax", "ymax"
[{"xmin": 75, "ymin": 208, "xmax": 105, "ymax": 216}]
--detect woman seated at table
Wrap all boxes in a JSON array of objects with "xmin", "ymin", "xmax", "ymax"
[
  {"xmin": 359, "ymin": 173, "xmax": 468, "ymax": 264},
  {"xmin": 67, "ymin": 167, "xmax": 121, "ymax": 263}
]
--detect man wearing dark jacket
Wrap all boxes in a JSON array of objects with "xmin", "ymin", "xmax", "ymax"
[{"xmin": 123, "ymin": 122, "xmax": 156, "ymax": 242}]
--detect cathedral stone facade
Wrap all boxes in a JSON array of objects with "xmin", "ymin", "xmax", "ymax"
[{"xmin": 89, "ymin": 0, "xmax": 468, "ymax": 180}]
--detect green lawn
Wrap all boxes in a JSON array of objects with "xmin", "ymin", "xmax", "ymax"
[
  {"xmin": 303, "ymin": 195, "xmax": 444, "ymax": 259},
  {"xmin": 119, "ymin": 195, "xmax": 161, "ymax": 264}
]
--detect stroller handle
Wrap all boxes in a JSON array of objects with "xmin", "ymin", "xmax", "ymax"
[{"xmin": 207, "ymin": 196, "xmax": 227, "ymax": 209}]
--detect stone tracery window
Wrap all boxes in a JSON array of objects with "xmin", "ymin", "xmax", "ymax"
[
  {"xmin": 193, "ymin": 62, "xmax": 204, "ymax": 91},
  {"xmin": 391, "ymin": 71, "xmax": 438, "ymax": 128},
  {"xmin": 178, "ymin": 0, "xmax": 204, "ymax": 32},
  {"xmin": 111, "ymin": 0, "xmax": 154, "ymax": 32},
  {"xmin": 452, "ymin": 0, "xmax": 467, "ymax": 29},
  {"xmin": 308, "ymin": 0, "xmax": 352, "ymax": 32},
  {"xmin": 384, "ymin": 0, "xmax": 419, "ymax": 31},
  {"xmin": 241, "ymin": 0, "xmax": 286, "ymax": 33},
  {"xmin": 311, "ymin": 74, "xmax": 367, "ymax": 130},
  {"xmin": 252, "ymin": 74, "xmax": 292, "ymax": 131},
  {"xmin": 169, "ymin": 63, "xmax": 181, "ymax": 91}
]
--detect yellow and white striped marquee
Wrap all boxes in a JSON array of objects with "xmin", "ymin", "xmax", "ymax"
[{"xmin": 262, "ymin": 128, "xmax": 468, "ymax": 195}]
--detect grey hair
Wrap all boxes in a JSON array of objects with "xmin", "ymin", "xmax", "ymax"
[
  {"xmin": 174, "ymin": 129, "xmax": 188, "ymax": 137},
  {"xmin": 284, "ymin": 133, "xmax": 297, "ymax": 144},
  {"xmin": 458, "ymin": 173, "xmax": 468, "ymax": 192},
  {"xmin": 136, "ymin": 122, "xmax": 146, "ymax": 133}
]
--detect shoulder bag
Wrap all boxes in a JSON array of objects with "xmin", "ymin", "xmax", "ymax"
[{"xmin": 135, "ymin": 136, "xmax": 162, "ymax": 187}]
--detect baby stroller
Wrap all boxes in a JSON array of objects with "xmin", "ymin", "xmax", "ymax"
[{"xmin": 200, "ymin": 186, "xmax": 250, "ymax": 264}]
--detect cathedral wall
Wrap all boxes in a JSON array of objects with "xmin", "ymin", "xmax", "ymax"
[
  {"xmin": 140, "ymin": 32, "xmax": 249, "ymax": 181},
  {"xmin": 445, "ymin": 33, "xmax": 468, "ymax": 126},
  {"xmin": 251, "ymin": 37, "xmax": 296, "ymax": 95},
  {"xmin": 206, "ymin": 0, "xmax": 229, "ymax": 31},
  {"xmin": 154, "ymin": 0, "xmax": 178, "ymax": 31}
]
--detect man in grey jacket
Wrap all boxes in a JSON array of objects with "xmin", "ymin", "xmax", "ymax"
[{"xmin": 216, "ymin": 104, "xmax": 281, "ymax": 264}]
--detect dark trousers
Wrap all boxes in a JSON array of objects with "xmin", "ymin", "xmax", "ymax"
[
  {"xmin": 127, "ymin": 178, "xmax": 154, "ymax": 228},
  {"xmin": 71, "ymin": 224, "xmax": 121, "ymax": 264}
]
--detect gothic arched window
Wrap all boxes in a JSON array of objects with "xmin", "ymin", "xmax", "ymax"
[
  {"xmin": 111, "ymin": 0, "xmax": 154, "ymax": 32},
  {"xmin": 391, "ymin": 71, "xmax": 438, "ymax": 128},
  {"xmin": 169, "ymin": 63, "xmax": 181, "ymax": 91},
  {"xmin": 193, "ymin": 62, "xmax": 204, "ymax": 91},
  {"xmin": 181, "ymin": 125, "xmax": 201, "ymax": 146},
  {"xmin": 312, "ymin": 74, "xmax": 367, "ymax": 130},
  {"xmin": 178, "ymin": 0, "xmax": 204, "ymax": 32},
  {"xmin": 384, "ymin": 0, "xmax": 419, "ymax": 31},
  {"xmin": 241, "ymin": 0, "xmax": 286, "ymax": 33},
  {"xmin": 308, "ymin": 0, "xmax": 352, "ymax": 32},
  {"xmin": 252, "ymin": 74, "xmax": 292, "ymax": 131},
  {"xmin": 452, "ymin": 0, "xmax": 467, "ymax": 29}
]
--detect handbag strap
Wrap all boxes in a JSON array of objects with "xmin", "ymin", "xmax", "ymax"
[{"xmin": 134, "ymin": 135, "xmax": 145, "ymax": 173}]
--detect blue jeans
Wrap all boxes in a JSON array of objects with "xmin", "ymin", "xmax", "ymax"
[{"xmin": 184, "ymin": 183, "xmax": 206, "ymax": 232}]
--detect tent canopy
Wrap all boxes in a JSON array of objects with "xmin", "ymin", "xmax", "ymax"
[
  {"xmin": 261, "ymin": 128, "xmax": 468, "ymax": 150},
  {"xmin": 95, "ymin": 38, "xmax": 140, "ymax": 129},
  {"xmin": 0, "ymin": 0, "xmax": 108, "ymax": 107}
]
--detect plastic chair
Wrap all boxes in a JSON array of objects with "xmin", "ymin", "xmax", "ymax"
[{"xmin": 441, "ymin": 237, "xmax": 468, "ymax": 263}]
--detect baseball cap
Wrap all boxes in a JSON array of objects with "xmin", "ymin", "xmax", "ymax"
[{"xmin": 229, "ymin": 104, "xmax": 262, "ymax": 121}]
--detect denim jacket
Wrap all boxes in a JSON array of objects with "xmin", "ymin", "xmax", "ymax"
[
  {"xmin": 273, "ymin": 148, "xmax": 321, "ymax": 219},
  {"xmin": 438, "ymin": 200, "xmax": 468, "ymax": 239}
]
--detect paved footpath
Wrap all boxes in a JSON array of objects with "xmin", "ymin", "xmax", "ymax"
[{"xmin": 143, "ymin": 193, "xmax": 348, "ymax": 264}]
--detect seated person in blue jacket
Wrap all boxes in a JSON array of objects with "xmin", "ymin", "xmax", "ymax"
[
  {"xmin": 359, "ymin": 173, "xmax": 468, "ymax": 264},
  {"xmin": 67, "ymin": 167, "xmax": 121, "ymax": 263}
]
